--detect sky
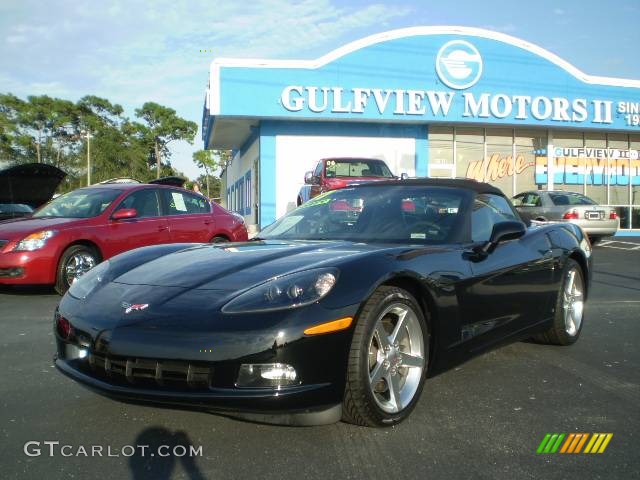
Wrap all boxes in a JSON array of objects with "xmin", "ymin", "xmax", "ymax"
[{"xmin": 1, "ymin": 0, "xmax": 639, "ymax": 180}]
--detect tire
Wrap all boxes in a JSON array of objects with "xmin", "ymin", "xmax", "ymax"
[
  {"xmin": 55, "ymin": 245, "xmax": 100, "ymax": 295},
  {"xmin": 210, "ymin": 235, "xmax": 229, "ymax": 243},
  {"xmin": 343, "ymin": 286, "xmax": 429, "ymax": 427},
  {"xmin": 534, "ymin": 258, "xmax": 585, "ymax": 345},
  {"xmin": 589, "ymin": 236, "xmax": 602, "ymax": 245}
]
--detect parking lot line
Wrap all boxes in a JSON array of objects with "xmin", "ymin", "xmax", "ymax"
[{"xmin": 596, "ymin": 240, "xmax": 640, "ymax": 251}]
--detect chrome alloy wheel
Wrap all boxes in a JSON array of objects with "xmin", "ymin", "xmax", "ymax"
[
  {"xmin": 563, "ymin": 267, "xmax": 584, "ymax": 336},
  {"xmin": 368, "ymin": 303, "xmax": 426, "ymax": 413},
  {"xmin": 64, "ymin": 252, "xmax": 97, "ymax": 286}
]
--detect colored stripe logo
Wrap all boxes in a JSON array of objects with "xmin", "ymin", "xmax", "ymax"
[{"xmin": 537, "ymin": 433, "xmax": 613, "ymax": 454}]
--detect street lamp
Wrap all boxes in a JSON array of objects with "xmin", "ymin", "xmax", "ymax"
[{"xmin": 80, "ymin": 129, "xmax": 94, "ymax": 186}]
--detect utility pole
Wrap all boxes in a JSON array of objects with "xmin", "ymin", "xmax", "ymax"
[
  {"xmin": 155, "ymin": 137, "xmax": 161, "ymax": 178},
  {"xmin": 81, "ymin": 129, "xmax": 94, "ymax": 185}
]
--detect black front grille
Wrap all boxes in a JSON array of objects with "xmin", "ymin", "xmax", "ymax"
[{"xmin": 83, "ymin": 353, "xmax": 213, "ymax": 390}]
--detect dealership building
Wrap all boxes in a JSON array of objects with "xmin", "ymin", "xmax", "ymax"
[{"xmin": 202, "ymin": 26, "xmax": 640, "ymax": 233}]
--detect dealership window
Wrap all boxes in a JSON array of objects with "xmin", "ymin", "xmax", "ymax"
[
  {"xmin": 485, "ymin": 128, "xmax": 513, "ymax": 196},
  {"xmin": 583, "ymin": 132, "xmax": 608, "ymax": 205},
  {"xmin": 428, "ymin": 126, "xmax": 638, "ymax": 229},
  {"xmin": 428, "ymin": 126, "xmax": 454, "ymax": 178},
  {"xmin": 551, "ymin": 131, "xmax": 586, "ymax": 195},
  {"xmin": 515, "ymin": 128, "xmax": 546, "ymax": 194},
  {"xmin": 631, "ymin": 135, "xmax": 640, "ymax": 228},
  {"xmin": 455, "ymin": 127, "xmax": 484, "ymax": 181},
  {"xmin": 243, "ymin": 170, "xmax": 252, "ymax": 216}
]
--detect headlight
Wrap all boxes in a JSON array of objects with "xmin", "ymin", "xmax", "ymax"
[
  {"xmin": 14, "ymin": 230, "xmax": 57, "ymax": 251},
  {"xmin": 222, "ymin": 268, "xmax": 338, "ymax": 313},
  {"xmin": 68, "ymin": 260, "xmax": 110, "ymax": 300}
]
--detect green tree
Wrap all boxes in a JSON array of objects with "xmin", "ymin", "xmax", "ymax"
[
  {"xmin": 192, "ymin": 149, "xmax": 220, "ymax": 197},
  {"xmin": 134, "ymin": 102, "xmax": 197, "ymax": 178}
]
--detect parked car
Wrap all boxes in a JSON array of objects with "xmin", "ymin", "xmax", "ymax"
[
  {"xmin": 0, "ymin": 182, "xmax": 248, "ymax": 293},
  {"xmin": 55, "ymin": 179, "xmax": 591, "ymax": 427},
  {"xmin": 0, "ymin": 163, "xmax": 67, "ymax": 220},
  {"xmin": 512, "ymin": 190, "xmax": 619, "ymax": 241},
  {"xmin": 297, "ymin": 157, "xmax": 397, "ymax": 205}
]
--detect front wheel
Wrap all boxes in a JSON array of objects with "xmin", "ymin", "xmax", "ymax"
[
  {"xmin": 210, "ymin": 235, "xmax": 229, "ymax": 243},
  {"xmin": 343, "ymin": 286, "xmax": 429, "ymax": 427},
  {"xmin": 55, "ymin": 245, "xmax": 100, "ymax": 295}
]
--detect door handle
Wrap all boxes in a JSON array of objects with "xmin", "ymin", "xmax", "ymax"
[
  {"xmin": 204, "ymin": 220, "xmax": 213, "ymax": 225},
  {"xmin": 158, "ymin": 225, "xmax": 169, "ymax": 231}
]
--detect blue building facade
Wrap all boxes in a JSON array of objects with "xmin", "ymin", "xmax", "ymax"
[{"xmin": 202, "ymin": 26, "xmax": 640, "ymax": 232}]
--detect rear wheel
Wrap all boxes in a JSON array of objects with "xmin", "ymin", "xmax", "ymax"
[
  {"xmin": 55, "ymin": 245, "xmax": 100, "ymax": 295},
  {"xmin": 343, "ymin": 286, "xmax": 428, "ymax": 427},
  {"xmin": 535, "ymin": 258, "xmax": 585, "ymax": 345}
]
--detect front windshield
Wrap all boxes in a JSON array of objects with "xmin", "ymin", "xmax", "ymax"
[
  {"xmin": 325, "ymin": 159, "xmax": 394, "ymax": 178},
  {"xmin": 34, "ymin": 188, "xmax": 122, "ymax": 218},
  {"xmin": 260, "ymin": 185, "xmax": 470, "ymax": 244}
]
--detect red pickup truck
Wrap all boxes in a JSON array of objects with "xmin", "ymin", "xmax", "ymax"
[{"xmin": 297, "ymin": 157, "xmax": 397, "ymax": 206}]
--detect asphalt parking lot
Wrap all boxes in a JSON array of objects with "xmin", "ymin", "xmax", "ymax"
[{"xmin": 1, "ymin": 239, "xmax": 638, "ymax": 480}]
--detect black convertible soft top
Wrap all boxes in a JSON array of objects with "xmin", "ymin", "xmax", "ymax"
[{"xmin": 351, "ymin": 177, "xmax": 504, "ymax": 196}]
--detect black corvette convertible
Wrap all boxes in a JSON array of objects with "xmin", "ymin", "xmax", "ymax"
[{"xmin": 54, "ymin": 179, "xmax": 592, "ymax": 427}]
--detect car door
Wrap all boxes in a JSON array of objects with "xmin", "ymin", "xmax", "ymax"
[
  {"xmin": 160, "ymin": 189, "xmax": 214, "ymax": 243},
  {"xmin": 458, "ymin": 193, "xmax": 555, "ymax": 350},
  {"xmin": 106, "ymin": 188, "xmax": 171, "ymax": 256}
]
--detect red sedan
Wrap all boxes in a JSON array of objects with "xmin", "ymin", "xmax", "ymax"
[{"xmin": 0, "ymin": 183, "xmax": 248, "ymax": 293}]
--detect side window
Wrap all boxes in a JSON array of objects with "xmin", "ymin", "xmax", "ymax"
[
  {"xmin": 512, "ymin": 193, "xmax": 525, "ymax": 207},
  {"xmin": 471, "ymin": 194, "xmax": 518, "ymax": 242},
  {"xmin": 162, "ymin": 190, "xmax": 211, "ymax": 215},
  {"xmin": 515, "ymin": 192, "xmax": 541, "ymax": 207},
  {"xmin": 313, "ymin": 161, "xmax": 323, "ymax": 178},
  {"xmin": 115, "ymin": 189, "xmax": 160, "ymax": 218}
]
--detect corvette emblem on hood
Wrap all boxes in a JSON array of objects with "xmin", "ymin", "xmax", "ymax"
[{"xmin": 122, "ymin": 302, "xmax": 149, "ymax": 314}]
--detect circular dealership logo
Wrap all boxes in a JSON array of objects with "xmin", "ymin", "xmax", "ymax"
[{"xmin": 436, "ymin": 40, "xmax": 483, "ymax": 89}]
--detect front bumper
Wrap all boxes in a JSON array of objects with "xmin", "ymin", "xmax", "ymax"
[
  {"xmin": 55, "ymin": 357, "xmax": 342, "ymax": 425},
  {"xmin": 54, "ymin": 293, "xmax": 358, "ymax": 425},
  {"xmin": 0, "ymin": 249, "xmax": 57, "ymax": 284}
]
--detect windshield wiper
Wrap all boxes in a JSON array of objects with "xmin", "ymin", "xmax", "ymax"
[{"xmin": 248, "ymin": 236, "xmax": 266, "ymax": 241}]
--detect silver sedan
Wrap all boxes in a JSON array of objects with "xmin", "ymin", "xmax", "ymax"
[{"xmin": 513, "ymin": 190, "xmax": 619, "ymax": 241}]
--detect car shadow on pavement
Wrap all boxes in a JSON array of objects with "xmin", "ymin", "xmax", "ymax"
[
  {"xmin": 0, "ymin": 285, "xmax": 57, "ymax": 296},
  {"xmin": 129, "ymin": 427, "xmax": 206, "ymax": 480}
]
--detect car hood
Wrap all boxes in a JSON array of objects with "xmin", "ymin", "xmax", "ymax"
[
  {"xmin": 112, "ymin": 240, "xmax": 381, "ymax": 291},
  {"xmin": 0, "ymin": 163, "xmax": 67, "ymax": 208},
  {"xmin": 0, "ymin": 216, "xmax": 83, "ymax": 239}
]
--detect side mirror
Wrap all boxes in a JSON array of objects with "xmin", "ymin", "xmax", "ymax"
[
  {"xmin": 400, "ymin": 173, "xmax": 409, "ymax": 180},
  {"xmin": 474, "ymin": 220, "xmax": 526, "ymax": 256},
  {"xmin": 490, "ymin": 220, "xmax": 526, "ymax": 244},
  {"xmin": 304, "ymin": 171, "xmax": 314, "ymax": 185},
  {"xmin": 112, "ymin": 208, "xmax": 138, "ymax": 220}
]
